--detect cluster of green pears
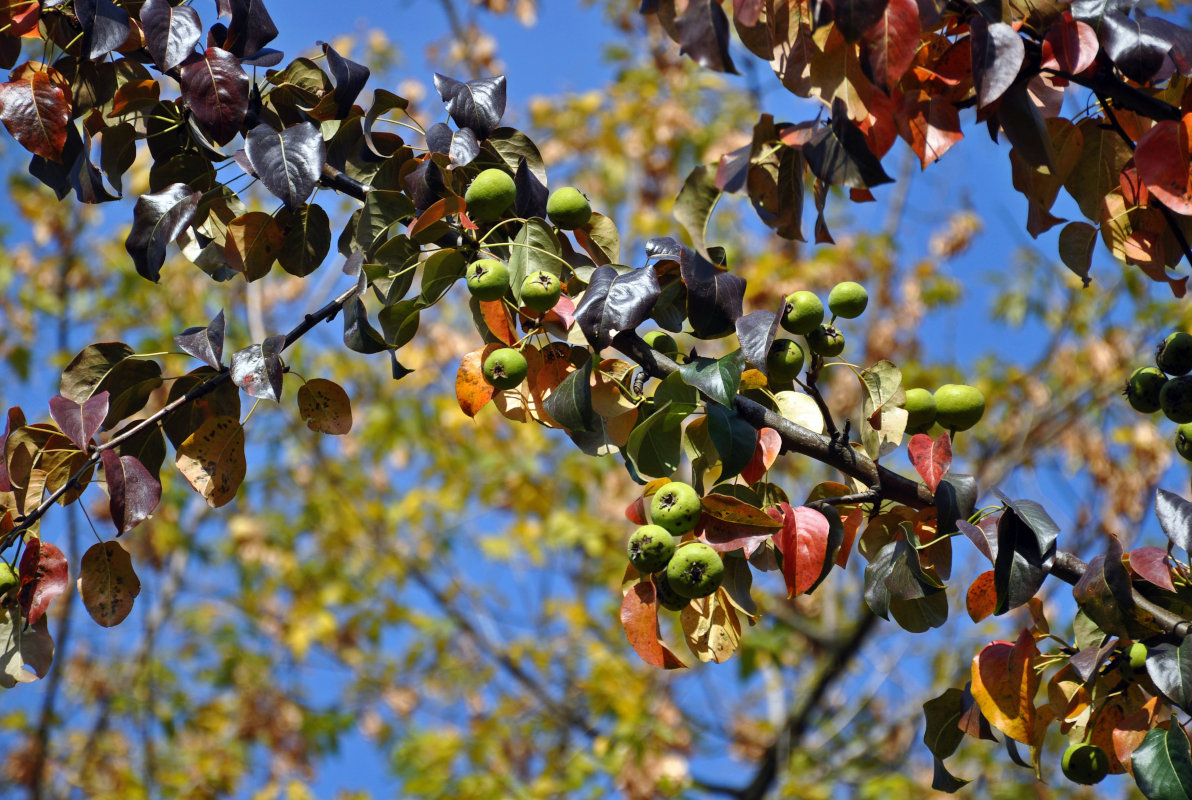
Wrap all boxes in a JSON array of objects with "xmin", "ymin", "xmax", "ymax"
[
  {"xmin": 1124, "ymin": 331, "xmax": 1192, "ymax": 460},
  {"xmin": 767, "ymin": 281, "xmax": 870, "ymax": 380},
  {"xmin": 902, "ymin": 383, "xmax": 986, "ymax": 435},
  {"xmin": 626, "ymin": 482, "xmax": 723, "ymax": 610},
  {"xmin": 463, "ymin": 168, "xmax": 594, "ymax": 392}
]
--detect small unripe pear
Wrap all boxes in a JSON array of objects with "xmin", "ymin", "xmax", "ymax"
[
  {"xmin": 1061, "ymin": 742, "xmax": 1108, "ymax": 786},
  {"xmin": 649, "ymin": 481, "xmax": 702, "ymax": 536},
  {"xmin": 934, "ymin": 384, "xmax": 985, "ymax": 432},
  {"xmin": 1161, "ymin": 375, "xmax": 1192, "ymax": 423},
  {"xmin": 1158, "ymin": 332, "xmax": 1192, "ymax": 376},
  {"xmin": 520, "ymin": 270, "xmax": 562, "ymax": 312},
  {"xmin": 642, "ymin": 330, "xmax": 679, "ymax": 359},
  {"xmin": 806, "ymin": 325, "xmax": 845, "ymax": 357},
  {"xmin": 828, "ymin": 281, "xmax": 868, "ymax": 319},
  {"xmin": 482, "ymin": 347, "xmax": 528, "ymax": 390},
  {"xmin": 766, "ymin": 338, "xmax": 805, "ymax": 381},
  {"xmin": 1177, "ymin": 423, "xmax": 1192, "ymax": 461},
  {"xmin": 628, "ymin": 524, "xmax": 677, "ymax": 573},
  {"xmin": 465, "ymin": 258, "xmax": 510, "ymax": 301},
  {"xmin": 904, "ymin": 388, "xmax": 937, "ymax": 434},
  {"xmin": 464, "ymin": 168, "xmax": 516, "ymax": 222},
  {"xmin": 1126, "ymin": 366, "xmax": 1167, "ymax": 413},
  {"xmin": 781, "ymin": 291, "xmax": 824, "ymax": 335},
  {"xmin": 666, "ymin": 542, "xmax": 724, "ymax": 599},
  {"xmin": 546, "ymin": 187, "xmax": 592, "ymax": 229}
]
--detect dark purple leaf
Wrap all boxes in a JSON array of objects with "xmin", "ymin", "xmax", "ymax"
[
  {"xmin": 1069, "ymin": 637, "xmax": 1117, "ymax": 681},
  {"xmin": 48, "ymin": 391, "xmax": 108, "ymax": 451},
  {"xmin": 543, "ymin": 356, "xmax": 596, "ymax": 433},
  {"xmin": 125, "ymin": 183, "xmax": 202, "ymax": 282},
  {"xmin": 574, "ymin": 265, "xmax": 661, "ymax": 351},
  {"xmin": 970, "ymin": 16, "xmax": 1025, "ymax": 108},
  {"xmin": 404, "ymin": 157, "xmax": 447, "ymax": 213},
  {"xmin": 29, "ymin": 121, "xmax": 82, "ymax": 201},
  {"xmin": 679, "ymin": 243, "xmax": 745, "ymax": 339},
  {"xmin": 1141, "ymin": 11, "xmax": 1192, "ymax": 75},
  {"xmin": 426, "ymin": 122, "xmax": 480, "ymax": 168},
  {"xmin": 645, "ymin": 236, "xmax": 683, "ymax": 259},
  {"xmin": 240, "ymin": 48, "xmax": 283, "ymax": 68},
  {"xmin": 957, "ymin": 517, "xmax": 997, "ymax": 563},
  {"xmin": 1156, "ymin": 488, "xmax": 1192, "ymax": 551},
  {"xmin": 514, "ymin": 157, "xmax": 548, "ymax": 220},
  {"xmin": 229, "ymin": 334, "xmax": 285, "ymax": 402},
  {"xmin": 320, "ymin": 40, "xmax": 369, "ymax": 118},
  {"xmin": 1146, "ymin": 638, "xmax": 1192, "ymax": 715},
  {"xmin": 1071, "ymin": 0, "xmax": 1132, "ymax": 26},
  {"xmin": 1071, "ymin": 535, "xmax": 1134, "ymax": 638},
  {"xmin": 804, "ymin": 100, "xmax": 893, "ymax": 189},
  {"xmin": 75, "ymin": 0, "xmax": 129, "ymax": 60},
  {"xmin": 734, "ymin": 306, "xmax": 783, "ymax": 374},
  {"xmin": 834, "ymin": 0, "xmax": 890, "ymax": 42},
  {"xmin": 244, "ymin": 122, "xmax": 325, "ymax": 210},
  {"xmin": 433, "ymin": 73, "xmax": 506, "ymax": 139},
  {"xmin": 343, "ymin": 295, "xmax": 388, "ymax": 354},
  {"xmin": 992, "ymin": 498, "xmax": 1055, "ymax": 614},
  {"xmin": 173, "ymin": 309, "xmax": 226, "ymax": 370},
  {"xmin": 100, "ymin": 450, "xmax": 161, "ymax": 535},
  {"xmin": 110, "ymin": 419, "xmax": 166, "ymax": 480},
  {"xmin": 140, "ymin": 0, "xmax": 202, "ymax": 71},
  {"xmin": 640, "ymin": 0, "xmax": 659, "ymax": 11},
  {"xmin": 676, "ymin": 0, "xmax": 737, "ymax": 73},
  {"xmin": 1101, "ymin": 10, "xmax": 1173, "ymax": 83},
  {"xmin": 363, "ymin": 89, "xmax": 410, "ymax": 157},
  {"xmin": 225, "ymin": 0, "xmax": 278, "ymax": 59},
  {"xmin": 716, "ymin": 144, "xmax": 750, "ymax": 193},
  {"xmin": 179, "ymin": 47, "xmax": 249, "ymax": 146}
]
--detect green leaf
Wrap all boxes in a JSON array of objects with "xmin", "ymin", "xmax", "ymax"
[
  {"xmin": 419, "ymin": 248, "xmax": 467, "ymax": 304},
  {"xmin": 1133, "ymin": 724, "xmax": 1192, "ymax": 800},
  {"xmin": 543, "ymin": 357, "xmax": 596, "ymax": 433},
  {"xmin": 378, "ymin": 298, "xmax": 424, "ymax": 348},
  {"xmin": 625, "ymin": 400, "xmax": 685, "ymax": 478},
  {"xmin": 674, "ymin": 163, "xmax": 721, "ymax": 260},
  {"xmin": 678, "ymin": 349, "xmax": 746, "ymax": 407},
  {"xmin": 507, "ymin": 218, "xmax": 562, "ymax": 304},
  {"xmin": 923, "ymin": 688, "xmax": 967, "ymax": 760},
  {"xmin": 486, "ymin": 127, "xmax": 547, "ymax": 185},
  {"xmin": 706, "ymin": 404, "xmax": 756, "ymax": 480},
  {"xmin": 276, "ymin": 203, "xmax": 331, "ymax": 277},
  {"xmin": 932, "ymin": 756, "xmax": 971, "ymax": 793},
  {"xmin": 356, "ymin": 190, "xmax": 415, "ymax": 255}
]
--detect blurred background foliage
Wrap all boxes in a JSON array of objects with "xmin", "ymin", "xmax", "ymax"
[{"xmin": 0, "ymin": 0, "xmax": 1182, "ymax": 797}]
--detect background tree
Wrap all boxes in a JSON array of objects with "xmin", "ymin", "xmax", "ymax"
[{"xmin": 3, "ymin": 1, "xmax": 1192, "ymax": 798}]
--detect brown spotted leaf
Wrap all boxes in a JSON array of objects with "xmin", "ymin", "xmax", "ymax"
[
  {"xmin": 175, "ymin": 415, "xmax": 246, "ymax": 508},
  {"xmin": 297, "ymin": 378, "xmax": 352, "ymax": 435},
  {"xmin": 456, "ymin": 345, "xmax": 500, "ymax": 418},
  {"xmin": 77, "ymin": 541, "xmax": 140, "ymax": 627}
]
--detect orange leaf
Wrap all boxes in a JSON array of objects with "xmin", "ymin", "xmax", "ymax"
[
  {"xmin": 455, "ymin": 345, "xmax": 498, "ymax": 418},
  {"xmin": 1090, "ymin": 694, "xmax": 1130, "ymax": 774},
  {"xmin": 1114, "ymin": 696, "xmax": 1161, "ymax": 775},
  {"xmin": 620, "ymin": 580, "xmax": 686, "ymax": 670},
  {"xmin": 966, "ymin": 570, "xmax": 997, "ymax": 622},
  {"xmin": 836, "ymin": 505, "xmax": 863, "ymax": 568},
  {"xmin": 740, "ymin": 427, "xmax": 782, "ymax": 484},
  {"xmin": 970, "ymin": 629, "xmax": 1039, "ymax": 744},
  {"xmin": 479, "ymin": 299, "xmax": 516, "ymax": 346}
]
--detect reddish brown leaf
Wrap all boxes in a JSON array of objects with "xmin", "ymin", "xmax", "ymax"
[
  {"xmin": 740, "ymin": 427, "xmax": 782, "ymax": 484},
  {"xmin": 1136, "ymin": 119, "xmax": 1192, "ymax": 216},
  {"xmin": 108, "ymin": 79, "xmax": 160, "ymax": 117},
  {"xmin": 1114, "ymin": 696, "xmax": 1160, "ymax": 775},
  {"xmin": 18, "ymin": 538, "xmax": 68, "ymax": 626},
  {"xmin": 0, "ymin": 63, "xmax": 71, "ymax": 160},
  {"xmin": 907, "ymin": 431, "xmax": 951, "ymax": 493},
  {"xmin": 861, "ymin": 0, "xmax": 919, "ymax": 90},
  {"xmin": 77, "ymin": 541, "xmax": 140, "ymax": 627},
  {"xmin": 1127, "ymin": 546, "xmax": 1176, "ymax": 592},
  {"xmin": 700, "ymin": 493, "xmax": 783, "ymax": 555},
  {"xmin": 967, "ymin": 570, "xmax": 997, "ymax": 622},
  {"xmin": 225, "ymin": 211, "xmax": 282, "ymax": 281},
  {"xmin": 179, "ymin": 47, "xmax": 248, "ymax": 146},
  {"xmin": 1090, "ymin": 694, "xmax": 1130, "ymax": 774},
  {"xmin": 970, "ymin": 630, "xmax": 1039, "ymax": 745},
  {"xmin": 1041, "ymin": 12, "xmax": 1098, "ymax": 76},
  {"xmin": 455, "ymin": 345, "xmax": 499, "ymax": 418},
  {"xmin": 0, "ymin": 1, "xmax": 39, "ymax": 36},
  {"xmin": 625, "ymin": 496, "xmax": 647, "ymax": 525},
  {"xmin": 100, "ymin": 450, "xmax": 160, "ymax": 535},
  {"xmin": 769, "ymin": 503, "xmax": 830, "ymax": 598},
  {"xmin": 895, "ymin": 93, "xmax": 963, "ymax": 168},
  {"xmin": 47, "ymin": 391, "xmax": 108, "ymax": 451},
  {"xmin": 620, "ymin": 580, "xmax": 686, "ymax": 670},
  {"xmin": 733, "ymin": 0, "xmax": 763, "ymax": 26},
  {"xmin": 479, "ymin": 299, "xmax": 516, "ymax": 346}
]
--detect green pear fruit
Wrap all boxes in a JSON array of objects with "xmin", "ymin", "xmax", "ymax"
[
  {"xmin": 1061, "ymin": 743, "xmax": 1108, "ymax": 786},
  {"xmin": 767, "ymin": 338, "xmax": 805, "ymax": 382},
  {"xmin": 666, "ymin": 542, "xmax": 725, "ymax": 599},
  {"xmin": 1177, "ymin": 423, "xmax": 1192, "ymax": 461},
  {"xmin": 464, "ymin": 168, "xmax": 516, "ymax": 222},
  {"xmin": 1126, "ymin": 366, "xmax": 1167, "ymax": 413},
  {"xmin": 934, "ymin": 384, "xmax": 985, "ymax": 431},
  {"xmin": 781, "ymin": 291, "xmax": 824, "ymax": 335},
  {"xmin": 546, "ymin": 187, "xmax": 592, "ymax": 229},
  {"xmin": 649, "ymin": 481, "xmax": 702, "ymax": 536},
  {"xmin": 628, "ymin": 524, "xmax": 677, "ymax": 573},
  {"xmin": 482, "ymin": 347, "xmax": 528, "ymax": 390},
  {"xmin": 806, "ymin": 325, "xmax": 845, "ymax": 357},
  {"xmin": 1158, "ymin": 331, "xmax": 1192, "ymax": 376},
  {"xmin": 904, "ymin": 388, "xmax": 937, "ymax": 434},
  {"xmin": 0, "ymin": 562, "xmax": 16, "ymax": 595},
  {"xmin": 465, "ymin": 258, "xmax": 510, "ymax": 302},
  {"xmin": 520, "ymin": 270, "xmax": 562, "ymax": 313},
  {"xmin": 828, "ymin": 281, "xmax": 868, "ymax": 319},
  {"xmin": 1161, "ymin": 375, "xmax": 1192, "ymax": 423}
]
